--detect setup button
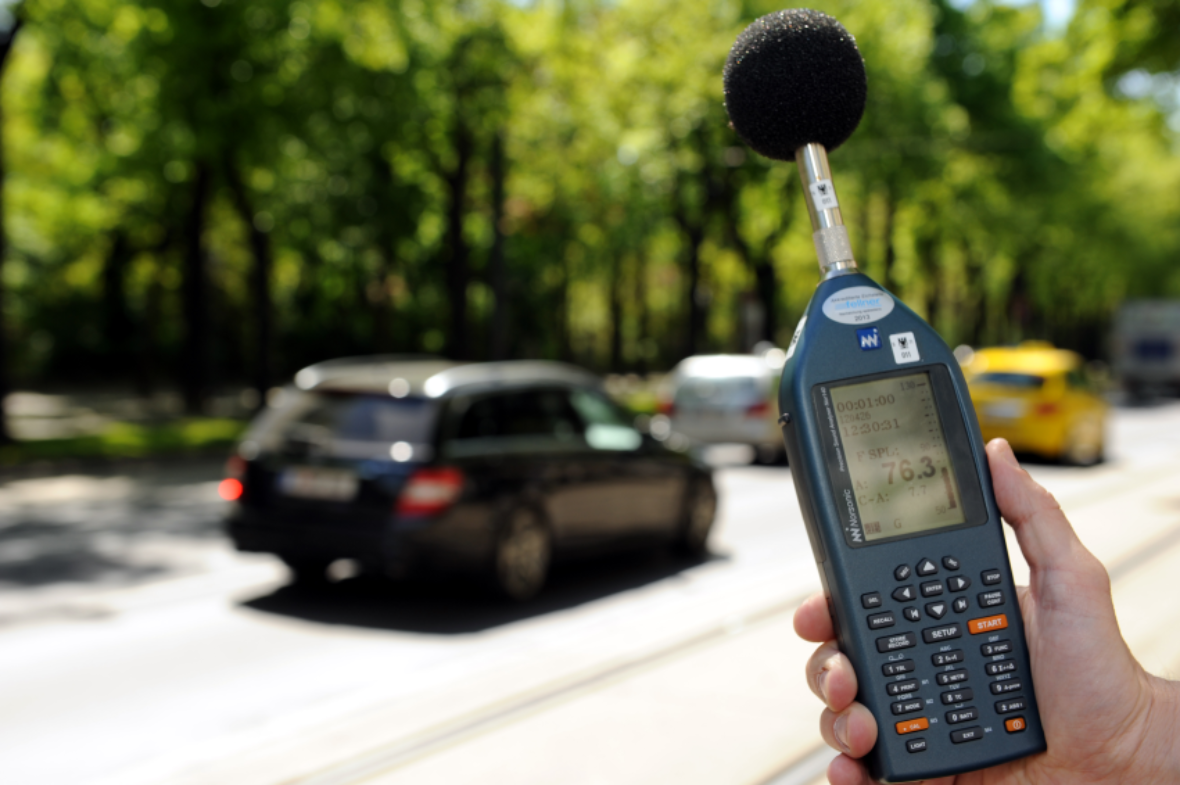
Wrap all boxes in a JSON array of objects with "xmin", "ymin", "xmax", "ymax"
[{"xmin": 922, "ymin": 623, "xmax": 963, "ymax": 644}]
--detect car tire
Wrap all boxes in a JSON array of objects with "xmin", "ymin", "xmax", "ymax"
[
  {"xmin": 674, "ymin": 478, "xmax": 717, "ymax": 556},
  {"xmin": 1062, "ymin": 417, "xmax": 1105, "ymax": 466},
  {"xmin": 493, "ymin": 508, "xmax": 552, "ymax": 601},
  {"xmin": 279, "ymin": 555, "xmax": 332, "ymax": 585}
]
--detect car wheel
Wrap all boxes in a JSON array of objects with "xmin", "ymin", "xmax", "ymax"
[
  {"xmin": 493, "ymin": 508, "xmax": 552, "ymax": 601},
  {"xmin": 675, "ymin": 478, "xmax": 717, "ymax": 556},
  {"xmin": 1062, "ymin": 417, "xmax": 1105, "ymax": 466},
  {"xmin": 279, "ymin": 555, "xmax": 332, "ymax": 585}
]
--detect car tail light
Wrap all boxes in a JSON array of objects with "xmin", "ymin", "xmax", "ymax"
[
  {"xmin": 396, "ymin": 467, "xmax": 465, "ymax": 516},
  {"xmin": 219, "ymin": 455, "xmax": 247, "ymax": 501},
  {"xmin": 219, "ymin": 478, "xmax": 244, "ymax": 501},
  {"xmin": 1033, "ymin": 402, "xmax": 1059, "ymax": 416},
  {"xmin": 745, "ymin": 401, "xmax": 770, "ymax": 418}
]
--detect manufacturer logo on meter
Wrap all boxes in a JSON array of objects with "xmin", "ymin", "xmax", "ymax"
[{"xmin": 856, "ymin": 327, "xmax": 881, "ymax": 350}]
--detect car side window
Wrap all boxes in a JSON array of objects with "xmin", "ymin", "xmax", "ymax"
[
  {"xmin": 568, "ymin": 389, "xmax": 642, "ymax": 451},
  {"xmin": 443, "ymin": 389, "xmax": 584, "ymax": 457}
]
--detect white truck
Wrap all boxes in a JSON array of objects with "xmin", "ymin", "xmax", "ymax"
[{"xmin": 1113, "ymin": 299, "xmax": 1180, "ymax": 397}]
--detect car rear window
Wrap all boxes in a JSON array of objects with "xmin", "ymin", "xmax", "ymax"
[
  {"xmin": 293, "ymin": 393, "xmax": 437, "ymax": 442},
  {"xmin": 674, "ymin": 376, "xmax": 762, "ymax": 407},
  {"xmin": 247, "ymin": 391, "xmax": 439, "ymax": 460},
  {"xmin": 972, "ymin": 372, "xmax": 1045, "ymax": 389}
]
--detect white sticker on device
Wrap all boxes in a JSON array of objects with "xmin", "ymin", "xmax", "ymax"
[
  {"xmin": 890, "ymin": 332, "xmax": 920, "ymax": 364},
  {"xmin": 821, "ymin": 286, "xmax": 895, "ymax": 325},
  {"xmin": 809, "ymin": 179, "xmax": 839, "ymax": 210}
]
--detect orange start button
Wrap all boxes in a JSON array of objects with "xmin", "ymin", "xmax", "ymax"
[
  {"xmin": 1005, "ymin": 716, "xmax": 1027, "ymax": 733},
  {"xmin": 968, "ymin": 614, "xmax": 1009, "ymax": 634}
]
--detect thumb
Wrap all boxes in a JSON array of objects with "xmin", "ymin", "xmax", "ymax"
[{"xmin": 986, "ymin": 438, "xmax": 1089, "ymax": 574}]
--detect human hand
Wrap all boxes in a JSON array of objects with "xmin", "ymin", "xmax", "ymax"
[{"xmin": 793, "ymin": 438, "xmax": 1180, "ymax": 784}]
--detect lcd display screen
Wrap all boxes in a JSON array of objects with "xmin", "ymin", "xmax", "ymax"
[{"xmin": 829, "ymin": 372, "xmax": 965, "ymax": 542}]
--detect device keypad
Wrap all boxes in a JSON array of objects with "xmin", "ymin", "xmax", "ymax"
[{"xmin": 871, "ymin": 555, "xmax": 1031, "ymax": 750}]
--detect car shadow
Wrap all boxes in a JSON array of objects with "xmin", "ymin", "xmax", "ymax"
[{"xmin": 239, "ymin": 548, "xmax": 729, "ymax": 635}]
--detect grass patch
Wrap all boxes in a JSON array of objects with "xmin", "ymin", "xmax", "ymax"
[{"xmin": 0, "ymin": 418, "xmax": 247, "ymax": 466}]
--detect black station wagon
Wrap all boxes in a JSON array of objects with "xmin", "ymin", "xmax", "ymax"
[{"xmin": 223, "ymin": 357, "xmax": 717, "ymax": 599}]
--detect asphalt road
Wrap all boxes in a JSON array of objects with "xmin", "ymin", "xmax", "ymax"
[{"xmin": 2, "ymin": 401, "xmax": 1179, "ymax": 785}]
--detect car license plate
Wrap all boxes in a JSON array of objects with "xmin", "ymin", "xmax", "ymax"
[
  {"xmin": 984, "ymin": 401, "xmax": 1024, "ymax": 421},
  {"xmin": 278, "ymin": 467, "xmax": 359, "ymax": 502}
]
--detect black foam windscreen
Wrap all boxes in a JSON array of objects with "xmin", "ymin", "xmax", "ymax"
[{"xmin": 723, "ymin": 9, "xmax": 866, "ymax": 161}]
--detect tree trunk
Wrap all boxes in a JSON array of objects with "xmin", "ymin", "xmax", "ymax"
[
  {"xmin": 444, "ymin": 120, "xmax": 473, "ymax": 360},
  {"xmin": 488, "ymin": 131, "xmax": 510, "ymax": 361},
  {"xmin": 102, "ymin": 230, "xmax": 134, "ymax": 374},
  {"xmin": 225, "ymin": 161, "xmax": 272, "ymax": 411},
  {"xmin": 181, "ymin": 162, "xmax": 211, "ymax": 414},
  {"xmin": 0, "ymin": 19, "xmax": 22, "ymax": 444},
  {"xmin": 608, "ymin": 253, "xmax": 623, "ymax": 371}
]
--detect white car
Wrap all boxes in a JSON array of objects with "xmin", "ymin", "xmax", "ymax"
[{"xmin": 660, "ymin": 353, "xmax": 786, "ymax": 464}]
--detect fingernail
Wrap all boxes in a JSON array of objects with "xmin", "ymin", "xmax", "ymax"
[
  {"xmin": 816, "ymin": 668, "xmax": 829, "ymax": 702},
  {"xmin": 833, "ymin": 713, "xmax": 851, "ymax": 754},
  {"xmin": 994, "ymin": 438, "xmax": 1018, "ymax": 466}
]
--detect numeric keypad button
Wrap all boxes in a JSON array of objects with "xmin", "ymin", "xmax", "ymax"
[
  {"xmin": 941, "ymin": 688, "xmax": 973, "ymax": 705},
  {"xmin": 986, "ymin": 661, "xmax": 1018, "ymax": 676},
  {"xmin": 946, "ymin": 707, "xmax": 979, "ymax": 724},
  {"xmin": 882, "ymin": 659, "xmax": 915, "ymax": 676},
  {"xmin": 981, "ymin": 640, "xmax": 1012, "ymax": 656},
  {"xmin": 887, "ymin": 680, "xmax": 920, "ymax": 696},
  {"xmin": 937, "ymin": 669, "xmax": 969, "ymax": 686},
  {"xmin": 932, "ymin": 650, "xmax": 963, "ymax": 666},
  {"xmin": 917, "ymin": 558, "xmax": 939, "ymax": 576},
  {"xmin": 891, "ymin": 699, "xmax": 924, "ymax": 716}
]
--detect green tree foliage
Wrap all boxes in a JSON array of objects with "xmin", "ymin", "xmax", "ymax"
[{"xmin": 0, "ymin": 0, "xmax": 1177, "ymax": 426}]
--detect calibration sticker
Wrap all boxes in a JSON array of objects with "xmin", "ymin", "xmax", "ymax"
[
  {"xmin": 821, "ymin": 286, "xmax": 895, "ymax": 325},
  {"xmin": 890, "ymin": 332, "xmax": 920, "ymax": 364}
]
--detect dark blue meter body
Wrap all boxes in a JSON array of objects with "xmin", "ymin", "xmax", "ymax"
[{"xmin": 779, "ymin": 271, "xmax": 1047, "ymax": 782}]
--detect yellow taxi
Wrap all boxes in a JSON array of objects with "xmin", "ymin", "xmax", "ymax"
[{"xmin": 961, "ymin": 342, "xmax": 1107, "ymax": 465}]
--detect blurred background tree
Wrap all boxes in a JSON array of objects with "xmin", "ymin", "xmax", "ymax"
[{"xmin": 1, "ymin": 0, "xmax": 1177, "ymax": 433}]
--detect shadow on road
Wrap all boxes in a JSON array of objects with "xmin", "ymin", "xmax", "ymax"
[
  {"xmin": 240, "ymin": 548, "xmax": 728, "ymax": 635},
  {"xmin": 0, "ymin": 461, "xmax": 225, "ymax": 589}
]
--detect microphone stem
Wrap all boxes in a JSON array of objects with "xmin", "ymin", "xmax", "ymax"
[{"xmin": 795, "ymin": 142, "xmax": 858, "ymax": 279}]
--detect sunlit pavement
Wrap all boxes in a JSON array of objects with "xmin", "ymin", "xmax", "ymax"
[{"xmin": 2, "ymin": 401, "xmax": 1179, "ymax": 785}]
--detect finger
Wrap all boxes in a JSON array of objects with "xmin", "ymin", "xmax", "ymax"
[
  {"xmin": 827, "ymin": 753, "xmax": 875, "ymax": 785},
  {"xmin": 986, "ymin": 438, "xmax": 1092, "ymax": 573},
  {"xmin": 820, "ymin": 702, "xmax": 878, "ymax": 758},
  {"xmin": 794, "ymin": 592, "xmax": 835, "ymax": 643},
  {"xmin": 806, "ymin": 641, "xmax": 859, "ymax": 711}
]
